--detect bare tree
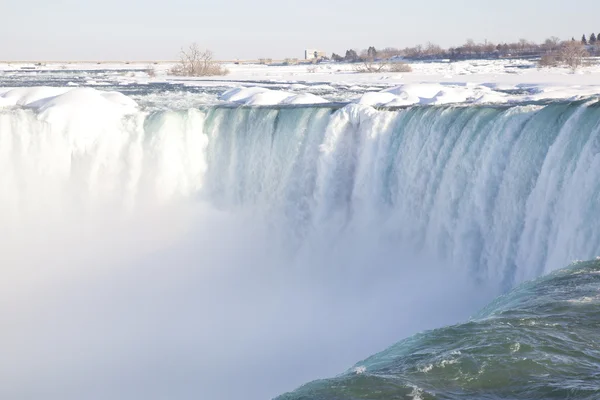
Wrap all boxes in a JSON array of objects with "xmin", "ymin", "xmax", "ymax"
[
  {"xmin": 560, "ymin": 41, "xmax": 589, "ymax": 71},
  {"xmin": 387, "ymin": 62, "xmax": 413, "ymax": 72},
  {"xmin": 538, "ymin": 41, "xmax": 589, "ymax": 71},
  {"xmin": 542, "ymin": 36, "xmax": 562, "ymax": 53},
  {"xmin": 519, "ymin": 38, "xmax": 530, "ymax": 52},
  {"xmin": 424, "ymin": 42, "xmax": 443, "ymax": 57},
  {"xmin": 463, "ymin": 39, "xmax": 476, "ymax": 55},
  {"xmin": 145, "ymin": 64, "xmax": 157, "ymax": 78},
  {"xmin": 354, "ymin": 60, "xmax": 388, "ymax": 73},
  {"xmin": 355, "ymin": 48, "xmax": 384, "ymax": 72},
  {"xmin": 378, "ymin": 47, "xmax": 403, "ymax": 59},
  {"xmin": 538, "ymin": 53, "xmax": 560, "ymax": 68},
  {"xmin": 171, "ymin": 43, "xmax": 229, "ymax": 76},
  {"xmin": 354, "ymin": 60, "xmax": 411, "ymax": 73}
]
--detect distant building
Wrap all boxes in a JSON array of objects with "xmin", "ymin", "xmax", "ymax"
[{"xmin": 305, "ymin": 49, "xmax": 327, "ymax": 60}]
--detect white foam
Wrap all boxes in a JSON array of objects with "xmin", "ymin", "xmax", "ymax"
[
  {"xmin": 408, "ymin": 385, "xmax": 425, "ymax": 400},
  {"xmin": 354, "ymin": 366, "xmax": 366, "ymax": 374},
  {"xmin": 418, "ymin": 364, "xmax": 434, "ymax": 373},
  {"xmin": 567, "ymin": 296, "xmax": 600, "ymax": 304}
]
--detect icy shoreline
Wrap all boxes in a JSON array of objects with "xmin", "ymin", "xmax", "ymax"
[{"xmin": 2, "ymin": 59, "xmax": 600, "ymax": 108}]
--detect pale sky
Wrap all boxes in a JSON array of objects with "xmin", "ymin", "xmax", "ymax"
[{"xmin": 2, "ymin": 0, "xmax": 598, "ymax": 60}]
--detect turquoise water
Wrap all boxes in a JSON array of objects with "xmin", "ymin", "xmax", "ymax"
[{"xmin": 277, "ymin": 260, "xmax": 600, "ymax": 400}]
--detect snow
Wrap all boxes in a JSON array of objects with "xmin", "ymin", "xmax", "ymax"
[
  {"xmin": 2, "ymin": 58, "xmax": 600, "ymax": 108},
  {"xmin": 360, "ymin": 83, "xmax": 511, "ymax": 106},
  {"xmin": 219, "ymin": 87, "xmax": 327, "ymax": 105},
  {"xmin": 241, "ymin": 90, "xmax": 295, "ymax": 106},
  {"xmin": 282, "ymin": 93, "xmax": 328, "ymax": 105},
  {"xmin": 0, "ymin": 87, "xmax": 138, "ymax": 124},
  {"xmin": 356, "ymin": 92, "xmax": 398, "ymax": 106},
  {"xmin": 219, "ymin": 87, "xmax": 270, "ymax": 103},
  {"xmin": 1, "ymin": 87, "xmax": 73, "ymax": 107}
]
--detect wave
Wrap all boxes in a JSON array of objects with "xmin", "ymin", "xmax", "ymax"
[{"xmin": 277, "ymin": 259, "xmax": 600, "ymax": 400}]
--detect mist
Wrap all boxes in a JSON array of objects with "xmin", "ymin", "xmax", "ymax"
[{"xmin": 0, "ymin": 190, "xmax": 493, "ymax": 400}]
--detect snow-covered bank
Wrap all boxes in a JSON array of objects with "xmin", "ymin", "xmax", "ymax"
[
  {"xmin": 0, "ymin": 87, "xmax": 137, "ymax": 111},
  {"xmin": 2, "ymin": 59, "xmax": 600, "ymax": 107},
  {"xmin": 1, "ymin": 83, "xmax": 597, "ymax": 110}
]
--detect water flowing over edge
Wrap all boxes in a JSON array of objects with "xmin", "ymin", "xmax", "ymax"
[
  {"xmin": 1, "ymin": 100, "xmax": 600, "ymax": 399},
  {"xmin": 3, "ymin": 101, "xmax": 598, "ymax": 286}
]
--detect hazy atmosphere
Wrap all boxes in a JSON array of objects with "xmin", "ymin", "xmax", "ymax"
[{"xmin": 2, "ymin": 0, "xmax": 599, "ymax": 60}]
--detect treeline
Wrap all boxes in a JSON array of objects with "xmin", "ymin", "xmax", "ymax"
[{"xmin": 330, "ymin": 35, "xmax": 600, "ymax": 63}]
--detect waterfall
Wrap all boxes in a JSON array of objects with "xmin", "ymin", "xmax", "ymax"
[
  {"xmin": 2, "ymin": 100, "xmax": 600, "ymax": 400},
  {"xmin": 200, "ymin": 102, "xmax": 600, "ymax": 286}
]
